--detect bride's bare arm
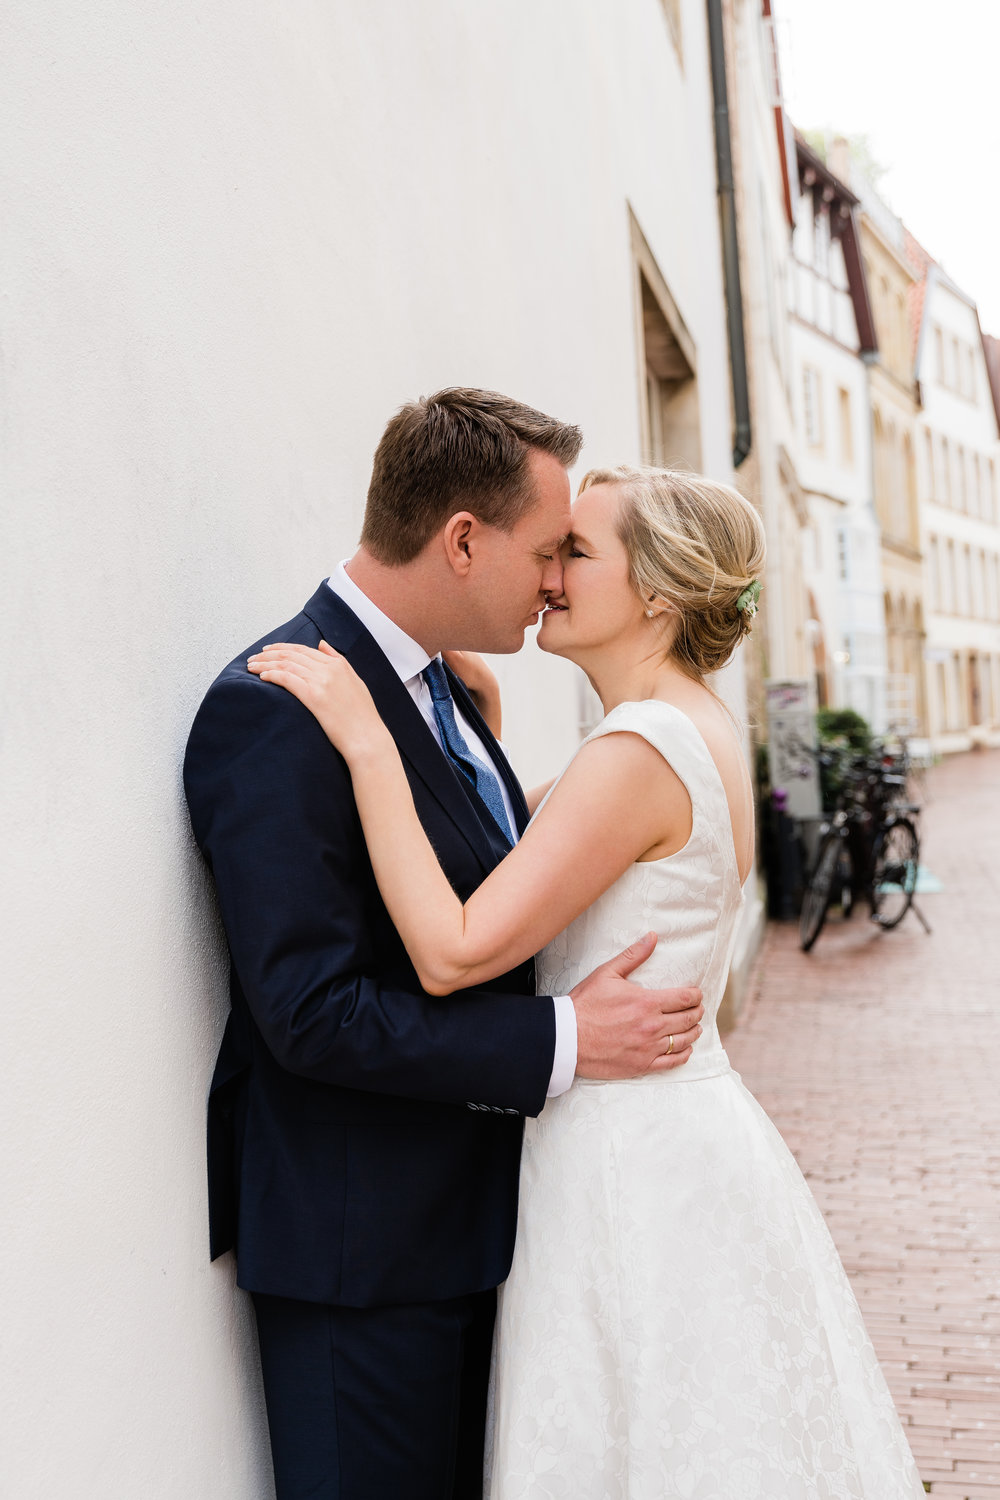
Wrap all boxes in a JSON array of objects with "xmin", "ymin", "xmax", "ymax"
[{"xmin": 249, "ymin": 642, "xmax": 690, "ymax": 995}]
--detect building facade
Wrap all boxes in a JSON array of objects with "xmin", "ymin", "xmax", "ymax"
[
  {"xmin": 790, "ymin": 138, "xmax": 886, "ymax": 731},
  {"xmin": 907, "ymin": 238, "xmax": 1000, "ymax": 750},
  {"xmin": 854, "ymin": 169, "xmax": 927, "ymax": 734}
]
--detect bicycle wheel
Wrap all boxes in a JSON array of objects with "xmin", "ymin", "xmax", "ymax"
[
  {"xmin": 840, "ymin": 855, "xmax": 855, "ymax": 919},
  {"xmin": 871, "ymin": 818, "xmax": 919, "ymax": 929},
  {"xmin": 799, "ymin": 831, "xmax": 843, "ymax": 951}
]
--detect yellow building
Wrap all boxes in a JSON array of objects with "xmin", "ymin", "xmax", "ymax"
[{"xmin": 857, "ymin": 199, "xmax": 926, "ymax": 733}]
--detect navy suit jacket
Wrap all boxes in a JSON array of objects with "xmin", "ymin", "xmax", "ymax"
[{"xmin": 183, "ymin": 584, "xmax": 557, "ymax": 1307}]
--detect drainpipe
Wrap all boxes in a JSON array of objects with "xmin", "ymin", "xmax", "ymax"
[{"xmin": 707, "ymin": 0, "xmax": 752, "ymax": 468}]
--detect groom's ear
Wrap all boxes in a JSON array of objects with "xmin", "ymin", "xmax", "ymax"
[{"xmin": 441, "ymin": 511, "xmax": 478, "ymax": 576}]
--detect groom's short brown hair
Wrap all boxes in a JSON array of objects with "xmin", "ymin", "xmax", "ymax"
[{"xmin": 361, "ymin": 388, "xmax": 582, "ymax": 565}]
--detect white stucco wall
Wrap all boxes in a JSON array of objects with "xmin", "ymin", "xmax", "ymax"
[{"xmin": 3, "ymin": 2, "xmax": 737, "ymax": 1494}]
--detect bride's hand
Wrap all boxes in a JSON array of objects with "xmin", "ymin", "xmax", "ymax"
[
  {"xmin": 247, "ymin": 641, "xmax": 391, "ymax": 760},
  {"xmin": 442, "ymin": 650, "xmax": 502, "ymax": 739}
]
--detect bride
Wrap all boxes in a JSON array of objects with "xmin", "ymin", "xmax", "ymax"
[{"xmin": 249, "ymin": 465, "xmax": 924, "ymax": 1497}]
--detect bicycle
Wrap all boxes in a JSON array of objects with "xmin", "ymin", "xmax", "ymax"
[{"xmin": 798, "ymin": 751, "xmax": 928, "ymax": 952}]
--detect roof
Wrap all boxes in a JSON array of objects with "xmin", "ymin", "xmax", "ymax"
[
  {"xmin": 904, "ymin": 228, "xmax": 998, "ymax": 429},
  {"xmin": 793, "ymin": 132, "xmax": 876, "ymax": 354},
  {"xmin": 907, "ymin": 278, "xmax": 927, "ymax": 366},
  {"xmin": 794, "ymin": 132, "xmax": 860, "ymax": 208}
]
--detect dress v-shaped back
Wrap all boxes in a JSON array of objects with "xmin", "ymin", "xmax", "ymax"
[{"xmin": 485, "ymin": 700, "xmax": 925, "ymax": 1499}]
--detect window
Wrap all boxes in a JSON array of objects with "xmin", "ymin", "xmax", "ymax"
[
  {"xmin": 814, "ymin": 211, "xmax": 830, "ymax": 278},
  {"xmin": 957, "ymin": 445, "xmax": 967, "ymax": 511},
  {"xmin": 967, "ymin": 346, "xmax": 976, "ymax": 402},
  {"xmin": 879, "ymin": 276, "xmax": 890, "ymax": 335},
  {"xmin": 936, "ymin": 661, "xmax": 947, "ymax": 730},
  {"xmin": 803, "ymin": 366, "xmax": 823, "ymax": 447},
  {"xmin": 973, "ymin": 453, "xmax": 983, "ymax": 516},
  {"xmin": 757, "ymin": 181, "xmax": 785, "ymax": 371},
  {"xmin": 949, "ymin": 653, "xmax": 961, "ymax": 730},
  {"xmin": 961, "ymin": 545, "xmax": 972, "ymax": 616},
  {"xmin": 925, "ymin": 430, "xmax": 935, "ymax": 497},
  {"xmin": 885, "ymin": 421, "xmax": 899, "ymax": 534},
  {"xmin": 929, "ymin": 535, "xmax": 940, "ymax": 609},
  {"xmin": 873, "ymin": 410, "xmax": 890, "ymax": 529},
  {"xmin": 895, "ymin": 292, "xmax": 907, "ymax": 370},
  {"xmin": 941, "ymin": 437, "xmax": 952, "ymax": 504},
  {"xmin": 951, "ymin": 336, "xmax": 960, "ymax": 391},
  {"xmin": 934, "ymin": 326, "xmax": 945, "ymax": 383},
  {"xmin": 836, "ymin": 527, "xmax": 849, "ymax": 582},
  {"xmin": 838, "ymin": 387, "xmax": 853, "ymax": 465},
  {"xmin": 904, "ymin": 433, "xmax": 917, "ymax": 542},
  {"xmin": 631, "ymin": 212, "xmax": 700, "ymax": 471},
  {"xmin": 945, "ymin": 539, "xmax": 956, "ymax": 612}
]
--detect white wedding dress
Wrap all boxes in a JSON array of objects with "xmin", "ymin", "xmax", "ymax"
[{"xmin": 485, "ymin": 701, "xmax": 924, "ymax": 1499}]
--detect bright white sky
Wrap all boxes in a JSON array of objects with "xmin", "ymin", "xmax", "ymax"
[{"xmin": 772, "ymin": 0, "xmax": 1000, "ymax": 333}]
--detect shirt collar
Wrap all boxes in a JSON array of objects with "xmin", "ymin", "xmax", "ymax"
[{"xmin": 327, "ymin": 562, "xmax": 433, "ymax": 685}]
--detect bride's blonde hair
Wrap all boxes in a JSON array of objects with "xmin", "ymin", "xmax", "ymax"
[{"xmin": 578, "ymin": 465, "xmax": 766, "ymax": 679}]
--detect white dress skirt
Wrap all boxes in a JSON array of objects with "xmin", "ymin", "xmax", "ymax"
[{"xmin": 485, "ymin": 702, "xmax": 925, "ymax": 1500}]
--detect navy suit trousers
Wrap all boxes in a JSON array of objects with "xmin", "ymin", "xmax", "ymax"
[{"xmin": 252, "ymin": 1289, "xmax": 497, "ymax": 1500}]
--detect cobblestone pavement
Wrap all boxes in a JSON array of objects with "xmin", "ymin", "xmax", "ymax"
[{"xmin": 726, "ymin": 748, "xmax": 1000, "ymax": 1497}]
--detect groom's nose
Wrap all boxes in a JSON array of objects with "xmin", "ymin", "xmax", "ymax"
[{"xmin": 541, "ymin": 553, "xmax": 564, "ymax": 597}]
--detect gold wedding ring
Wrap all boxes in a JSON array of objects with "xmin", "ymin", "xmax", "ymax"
[{"xmin": 666, "ymin": 1035, "xmax": 675, "ymax": 1056}]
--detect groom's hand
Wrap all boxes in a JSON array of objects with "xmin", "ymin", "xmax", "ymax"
[{"xmin": 570, "ymin": 932, "xmax": 703, "ymax": 1079}]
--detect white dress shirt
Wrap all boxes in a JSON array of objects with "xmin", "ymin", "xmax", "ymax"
[{"xmin": 327, "ymin": 564, "xmax": 577, "ymax": 1097}]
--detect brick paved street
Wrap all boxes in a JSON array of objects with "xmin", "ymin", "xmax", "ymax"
[{"xmin": 726, "ymin": 749, "xmax": 1000, "ymax": 1497}]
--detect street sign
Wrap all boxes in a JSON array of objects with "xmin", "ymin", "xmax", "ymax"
[{"xmin": 765, "ymin": 678, "xmax": 821, "ymax": 820}]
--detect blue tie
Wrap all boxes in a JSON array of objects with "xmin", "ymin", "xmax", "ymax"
[{"xmin": 423, "ymin": 658, "xmax": 515, "ymax": 847}]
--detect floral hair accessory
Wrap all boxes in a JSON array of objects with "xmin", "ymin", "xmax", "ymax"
[{"xmin": 735, "ymin": 579, "xmax": 761, "ymax": 618}]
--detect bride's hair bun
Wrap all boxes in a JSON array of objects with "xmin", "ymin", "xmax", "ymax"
[{"xmin": 578, "ymin": 465, "xmax": 767, "ymax": 679}]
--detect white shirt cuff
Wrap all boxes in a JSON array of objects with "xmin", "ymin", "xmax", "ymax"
[{"xmin": 546, "ymin": 995, "xmax": 578, "ymax": 1097}]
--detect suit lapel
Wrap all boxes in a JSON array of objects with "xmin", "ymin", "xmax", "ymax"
[{"xmin": 301, "ymin": 585, "xmax": 502, "ymax": 872}]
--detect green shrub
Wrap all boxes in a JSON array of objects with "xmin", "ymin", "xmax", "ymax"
[
  {"xmin": 816, "ymin": 708, "xmax": 874, "ymax": 810},
  {"xmin": 816, "ymin": 707, "xmax": 873, "ymax": 753}
]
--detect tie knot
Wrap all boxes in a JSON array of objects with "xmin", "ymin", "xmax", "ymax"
[{"xmin": 423, "ymin": 657, "xmax": 451, "ymax": 704}]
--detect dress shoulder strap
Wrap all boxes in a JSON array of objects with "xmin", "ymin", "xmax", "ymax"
[{"xmin": 583, "ymin": 700, "xmax": 714, "ymax": 791}]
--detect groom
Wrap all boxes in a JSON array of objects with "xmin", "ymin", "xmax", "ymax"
[{"xmin": 184, "ymin": 389, "xmax": 704, "ymax": 1499}]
